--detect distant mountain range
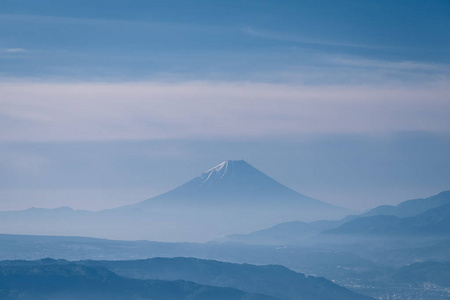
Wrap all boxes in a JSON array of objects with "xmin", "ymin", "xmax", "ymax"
[
  {"xmin": 0, "ymin": 258, "xmax": 373, "ymax": 300},
  {"xmin": 0, "ymin": 160, "xmax": 351, "ymax": 242},
  {"xmin": 325, "ymin": 203, "xmax": 450, "ymax": 237},
  {"xmin": 222, "ymin": 190, "xmax": 450, "ymax": 245},
  {"xmin": 361, "ymin": 191, "xmax": 450, "ymax": 218}
]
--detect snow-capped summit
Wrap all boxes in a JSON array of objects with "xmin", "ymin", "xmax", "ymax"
[
  {"xmin": 174, "ymin": 159, "xmax": 301, "ymax": 197},
  {"xmin": 199, "ymin": 160, "xmax": 263, "ymax": 185},
  {"xmin": 200, "ymin": 160, "xmax": 236, "ymax": 183}
]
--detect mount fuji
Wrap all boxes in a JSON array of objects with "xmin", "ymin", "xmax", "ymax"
[
  {"xmin": 125, "ymin": 160, "xmax": 346, "ymax": 211},
  {"xmin": 103, "ymin": 160, "xmax": 352, "ymax": 240},
  {"xmin": 0, "ymin": 160, "xmax": 352, "ymax": 242}
]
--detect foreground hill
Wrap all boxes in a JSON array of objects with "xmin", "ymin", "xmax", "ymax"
[
  {"xmin": 0, "ymin": 259, "xmax": 275, "ymax": 300},
  {"xmin": 0, "ymin": 258, "xmax": 374, "ymax": 300},
  {"xmin": 83, "ymin": 257, "xmax": 373, "ymax": 300}
]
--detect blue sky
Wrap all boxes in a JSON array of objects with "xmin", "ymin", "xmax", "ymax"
[
  {"xmin": 1, "ymin": 0, "xmax": 450, "ymax": 211},
  {"xmin": 1, "ymin": 0, "xmax": 449, "ymax": 81}
]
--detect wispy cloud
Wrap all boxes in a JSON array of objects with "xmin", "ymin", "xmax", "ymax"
[
  {"xmin": 330, "ymin": 56, "xmax": 450, "ymax": 72},
  {"xmin": 242, "ymin": 27, "xmax": 395, "ymax": 50},
  {"xmin": 1, "ymin": 80, "xmax": 449, "ymax": 142},
  {"xmin": 0, "ymin": 48, "xmax": 29, "ymax": 55},
  {"xmin": 4, "ymin": 48, "xmax": 27, "ymax": 53}
]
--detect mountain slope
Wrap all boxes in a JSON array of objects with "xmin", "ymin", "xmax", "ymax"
[{"xmin": 0, "ymin": 259, "xmax": 275, "ymax": 300}]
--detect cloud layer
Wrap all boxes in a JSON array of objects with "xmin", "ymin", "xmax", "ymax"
[{"xmin": 1, "ymin": 80, "xmax": 449, "ymax": 142}]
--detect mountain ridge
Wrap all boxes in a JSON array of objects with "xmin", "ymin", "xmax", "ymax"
[{"xmin": 82, "ymin": 257, "xmax": 374, "ymax": 300}]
